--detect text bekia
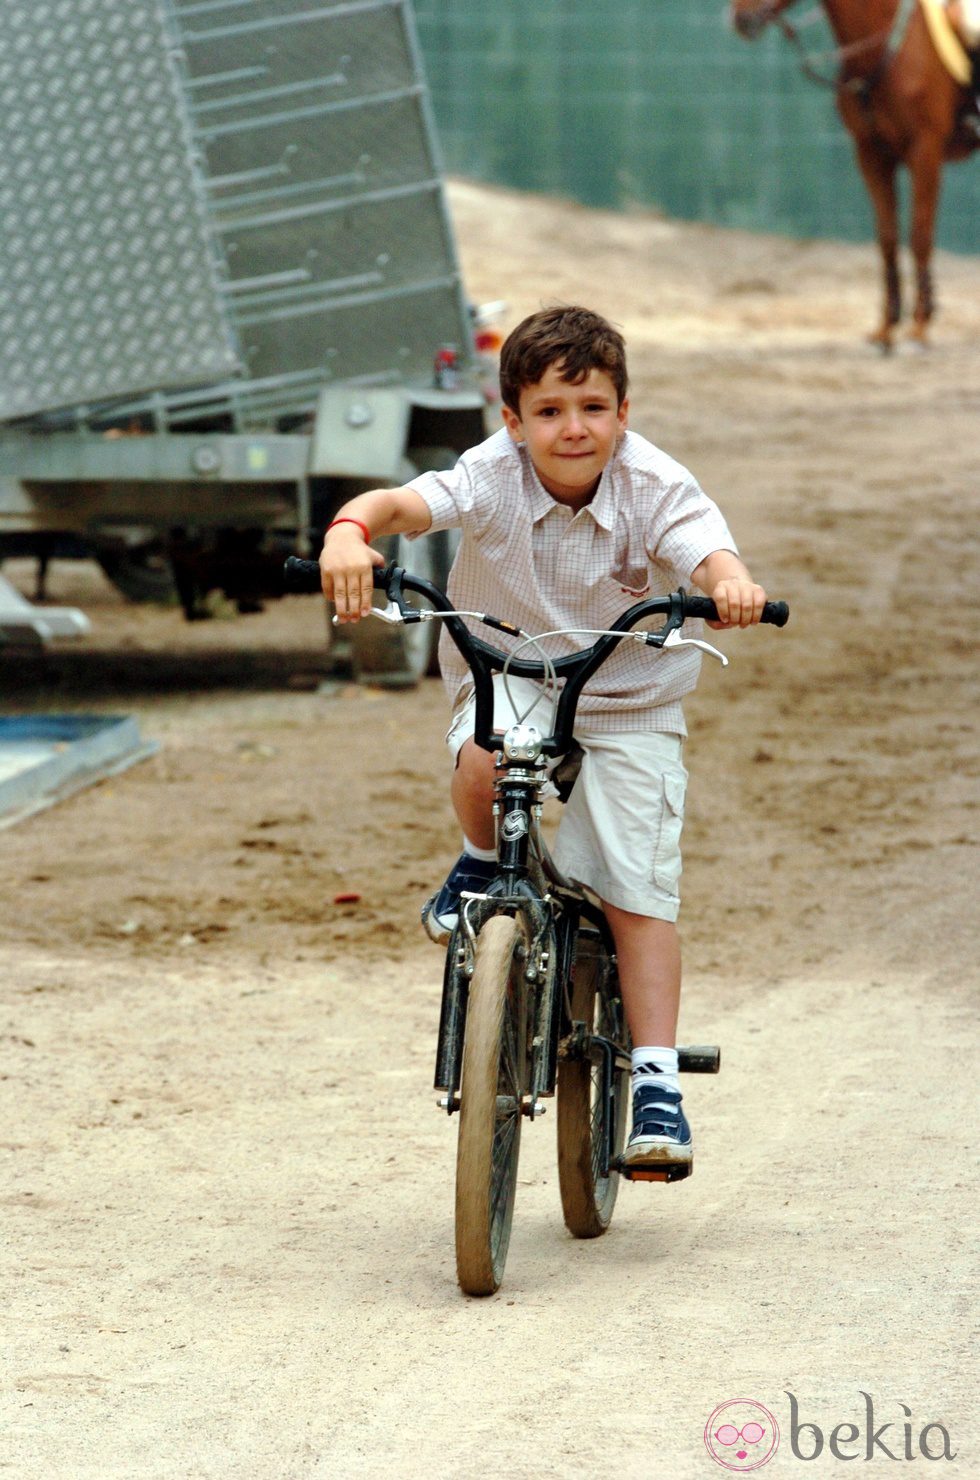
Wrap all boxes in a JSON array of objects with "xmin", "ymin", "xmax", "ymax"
[{"xmin": 787, "ymin": 1392, "xmax": 956, "ymax": 1461}]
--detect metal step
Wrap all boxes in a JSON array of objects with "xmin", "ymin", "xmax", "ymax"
[{"xmin": 0, "ymin": 575, "xmax": 90, "ymax": 648}]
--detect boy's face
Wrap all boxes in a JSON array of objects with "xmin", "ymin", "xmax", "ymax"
[{"xmin": 502, "ymin": 365, "xmax": 628, "ymax": 510}]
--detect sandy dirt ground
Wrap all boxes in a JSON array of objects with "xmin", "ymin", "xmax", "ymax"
[{"xmin": 1, "ymin": 181, "xmax": 978, "ymax": 1478}]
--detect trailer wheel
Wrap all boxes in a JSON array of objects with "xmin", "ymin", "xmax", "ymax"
[{"xmin": 93, "ymin": 538, "xmax": 177, "ymax": 604}]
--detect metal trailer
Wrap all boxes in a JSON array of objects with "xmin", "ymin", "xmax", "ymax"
[{"xmin": 0, "ymin": 0, "xmax": 488, "ymax": 683}]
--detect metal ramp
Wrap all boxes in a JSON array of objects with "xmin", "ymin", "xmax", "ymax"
[
  {"xmin": 175, "ymin": 0, "xmax": 472, "ymax": 423},
  {"xmin": 0, "ymin": 0, "xmax": 473, "ymax": 432}
]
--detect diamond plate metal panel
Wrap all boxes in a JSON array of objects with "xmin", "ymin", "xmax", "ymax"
[
  {"xmin": 0, "ymin": 0, "xmax": 473, "ymax": 431},
  {"xmin": 172, "ymin": 0, "xmax": 474, "ymax": 421},
  {"xmin": 0, "ymin": 0, "xmax": 239, "ymax": 423}
]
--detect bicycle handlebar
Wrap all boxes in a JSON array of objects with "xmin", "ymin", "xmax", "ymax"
[
  {"xmin": 283, "ymin": 556, "xmax": 789, "ymax": 755},
  {"xmin": 283, "ymin": 556, "xmax": 789, "ymax": 627}
]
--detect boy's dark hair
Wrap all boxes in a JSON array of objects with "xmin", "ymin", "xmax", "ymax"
[{"xmin": 499, "ymin": 305, "xmax": 628, "ymax": 412}]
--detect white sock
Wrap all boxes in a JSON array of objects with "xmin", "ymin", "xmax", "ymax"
[
  {"xmin": 631, "ymin": 1045, "xmax": 681, "ymax": 1099},
  {"xmin": 462, "ymin": 835, "xmax": 496, "ymax": 863}
]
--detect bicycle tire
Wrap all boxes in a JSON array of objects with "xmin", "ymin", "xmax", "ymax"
[
  {"xmin": 556, "ymin": 932, "xmax": 628, "ymax": 1237},
  {"xmin": 455, "ymin": 914, "xmax": 528, "ymax": 1296}
]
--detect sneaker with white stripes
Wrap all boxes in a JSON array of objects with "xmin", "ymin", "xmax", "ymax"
[{"xmin": 623, "ymin": 1083, "xmax": 693, "ymax": 1168}]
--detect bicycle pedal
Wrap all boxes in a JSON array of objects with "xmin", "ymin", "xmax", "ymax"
[{"xmin": 614, "ymin": 1160, "xmax": 692, "ymax": 1183}]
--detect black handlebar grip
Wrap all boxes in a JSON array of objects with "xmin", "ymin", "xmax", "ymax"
[
  {"xmin": 760, "ymin": 600, "xmax": 789, "ymax": 627},
  {"xmin": 282, "ymin": 556, "xmax": 397, "ymax": 595},
  {"xmin": 685, "ymin": 595, "xmax": 789, "ymax": 627},
  {"xmin": 282, "ymin": 556, "xmax": 323, "ymax": 592}
]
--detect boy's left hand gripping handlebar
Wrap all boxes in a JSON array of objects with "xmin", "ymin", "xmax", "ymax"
[{"xmin": 283, "ymin": 556, "xmax": 389, "ymax": 593}]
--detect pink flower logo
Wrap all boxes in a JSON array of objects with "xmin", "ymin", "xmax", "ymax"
[{"xmin": 704, "ymin": 1399, "xmax": 780, "ymax": 1471}]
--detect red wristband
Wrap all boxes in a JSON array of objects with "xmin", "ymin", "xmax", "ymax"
[{"xmin": 326, "ymin": 517, "xmax": 370, "ymax": 542}]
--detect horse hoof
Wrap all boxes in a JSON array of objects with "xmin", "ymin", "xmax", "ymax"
[{"xmin": 867, "ymin": 329, "xmax": 894, "ymax": 354}]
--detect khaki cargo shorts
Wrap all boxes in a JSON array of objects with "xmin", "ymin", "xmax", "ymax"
[{"xmin": 446, "ymin": 675, "xmax": 687, "ymax": 921}]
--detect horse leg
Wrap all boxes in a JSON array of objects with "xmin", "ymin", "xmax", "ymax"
[
  {"xmin": 853, "ymin": 138, "xmax": 901, "ymax": 349},
  {"xmin": 907, "ymin": 137, "xmax": 944, "ymax": 344}
]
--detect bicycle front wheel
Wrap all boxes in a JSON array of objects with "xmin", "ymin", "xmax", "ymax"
[
  {"xmin": 557, "ymin": 931, "xmax": 628, "ymax": 1237},
  {"xmin": 455, "ymin": 914, "xmax": 529, "ymax": 1296}
]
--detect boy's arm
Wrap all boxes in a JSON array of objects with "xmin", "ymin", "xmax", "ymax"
[
  {"xmin": 318, "ymin": 485, "xmax": 432, "ymax": 622},
  {"xmin": 690, "ymin": 549, "xmax": 766, "ymax": 629}
]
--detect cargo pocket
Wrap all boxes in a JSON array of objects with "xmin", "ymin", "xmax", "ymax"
[
  {"xmin": 445, "ymin": 687, "xmax": 475, "ymax": 762},
  {"xmin": 652, "ymin": 771, "xmax": 686, "ymax": 895}
]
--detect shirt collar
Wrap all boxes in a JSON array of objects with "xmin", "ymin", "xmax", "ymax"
[
  {"xmin": 586, "ymin": 463, "xmax": 618, "ymax": 530},
  {"xmin": 521, "ymin": 446, "xmax": 619, "ymax": 529}
]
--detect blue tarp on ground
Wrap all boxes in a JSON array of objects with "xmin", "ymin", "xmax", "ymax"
[{"xmin": 0, "ymin": 714, "xmax": 157, "ymax": 828}]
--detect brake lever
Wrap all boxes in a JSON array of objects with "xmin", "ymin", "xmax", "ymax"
[
  {"xmin": 663, "ymin": 628, "xmax": 729, "ymax": 666},
  {"xmin": 332, "ymin": 600, "xmax": 411, "ymax": 627}
]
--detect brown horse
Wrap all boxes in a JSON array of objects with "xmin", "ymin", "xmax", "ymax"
[{"xmin": 730, "ymin": 0, "xmax": 978, "ymax": 346}]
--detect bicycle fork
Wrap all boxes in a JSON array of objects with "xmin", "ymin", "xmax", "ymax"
[{"xmin": 435, "ymin": 766, "xmax": 555, "ymax": 1118}]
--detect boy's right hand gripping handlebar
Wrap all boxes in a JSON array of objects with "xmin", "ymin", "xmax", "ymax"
[{"xmin": 282, "ymin": 557, "xmax": 790, "ymax": 627}]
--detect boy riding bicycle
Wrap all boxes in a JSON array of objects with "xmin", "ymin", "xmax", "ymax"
[{"xmin": 319, "ymin": 305, "xmax": 768, "ymax": 1172}]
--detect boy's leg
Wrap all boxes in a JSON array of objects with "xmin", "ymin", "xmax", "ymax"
[
  {"xmin": 603, "ymin": 903, "xmax": 691, "ymax": 1167},
  {"xmin": 451, "ymin": 738, "xmax": 496, "ymax": 851},
  {"xmin": 422, "ymin": 738, "xmax": 497, "ymax": 943},
  {"xmin": 602, "ymin": 905, "xmax": 680, "ymax": 1047},
  {"xmin": 551, "ymin": 730, "xmax": 692, "ymax": 1167}
]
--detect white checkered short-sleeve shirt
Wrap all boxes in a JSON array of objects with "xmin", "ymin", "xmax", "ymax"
[{"xmin": 410, "ymin": 427, "xmax": 737, "ymax": 734}]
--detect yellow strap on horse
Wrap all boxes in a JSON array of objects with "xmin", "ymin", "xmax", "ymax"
[{"xmin": 918, "ymin": 0, "xmax": 972, "ymax": 84}]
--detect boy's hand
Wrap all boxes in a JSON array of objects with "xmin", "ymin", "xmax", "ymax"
[
  {"xmin": 319, "ymin": 525, "xmax": 385, "ymax": 622},
  {"xmin": 706, "ymin": 577, "xmax": 767, "ymax": 629}
]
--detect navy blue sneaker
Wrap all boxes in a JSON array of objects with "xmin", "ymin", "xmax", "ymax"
[
  {"xmin": 421, "ymin": 853, "xmax": 497, "ymax": 944},
  {"xmin": 623, "ymin": 1083, "xmax": 693, "ymax": 1168}
]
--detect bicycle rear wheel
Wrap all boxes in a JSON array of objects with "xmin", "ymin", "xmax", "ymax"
[
  {"xmin": 556, "ymin": 931, "xmax": 628, "ymax": 1237},
  {"xmin": 455, "ymin": 914, "xmax": 529, "ymax": 1296}
]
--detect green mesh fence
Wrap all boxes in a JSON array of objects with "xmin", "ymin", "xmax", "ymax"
[{"xmin": 414, "ymin": 0, "xmax": 978, "ymax": 253}]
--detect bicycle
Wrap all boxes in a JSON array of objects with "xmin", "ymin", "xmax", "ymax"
[{"xmin": 284, "ymin": 555, "xmax": 789, "ymax": 1295}]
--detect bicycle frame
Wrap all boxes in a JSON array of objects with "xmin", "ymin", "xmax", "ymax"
[
  {"xmin": 427, "ymin": 647, "xmax": 627, "ymax": 1141},
  {"xmin": 362, "ymin": 562, "xmax": 717, "ymax": 1130},
  {"xmin": 281, "ymin": 556, "xmax": 785, "ymax": 1177},
  {"xmin": 434, "ymin": 772, "xmax": 623, "ymax": 1147},
  {"xmin": 278, "ymin": 554, "xmax": 789, "ymax": 1286}
]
